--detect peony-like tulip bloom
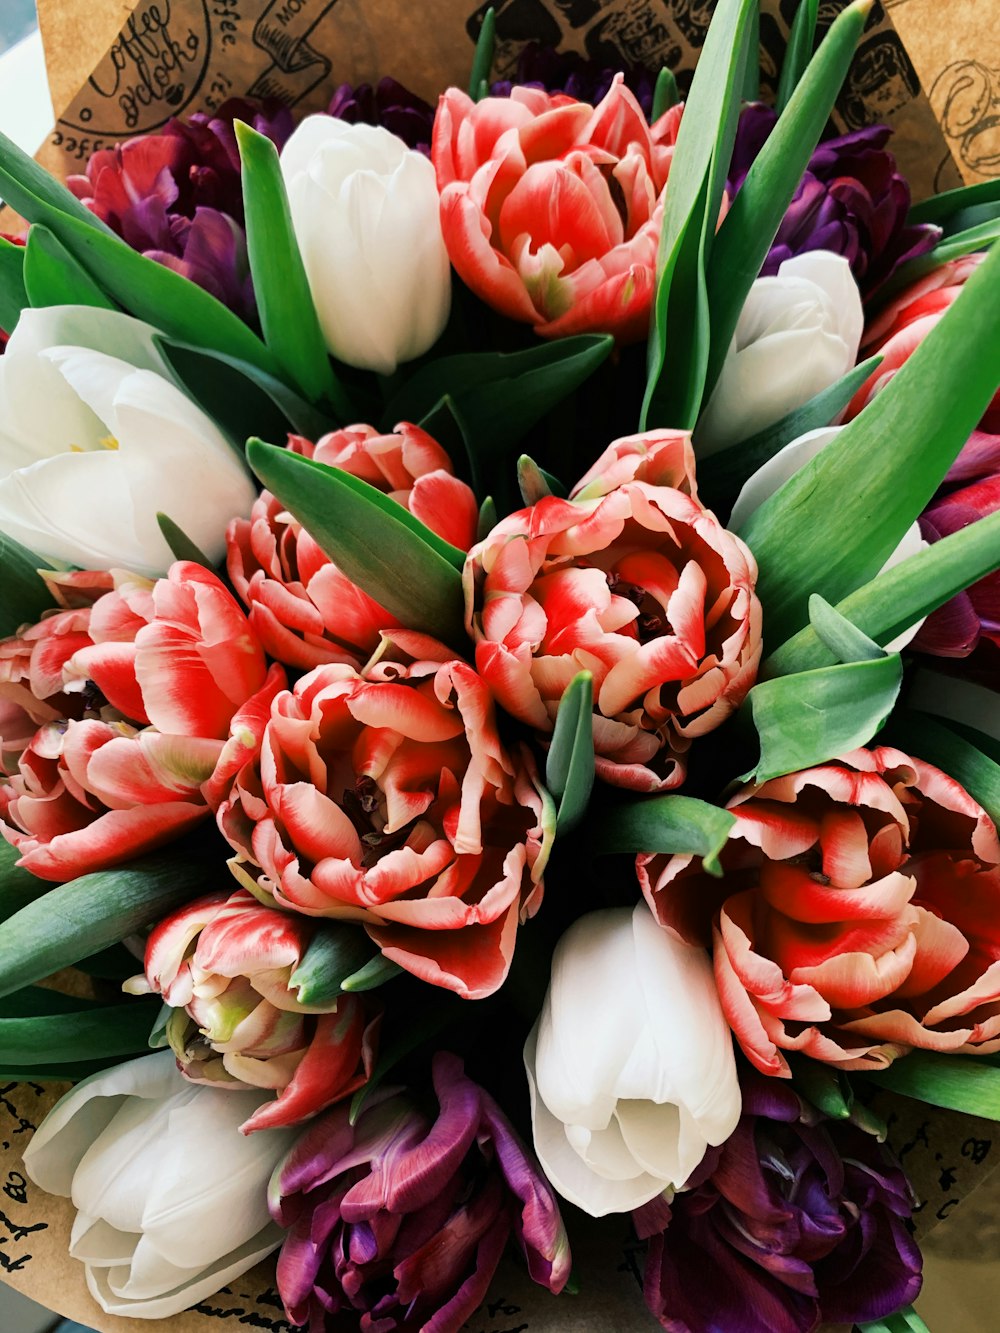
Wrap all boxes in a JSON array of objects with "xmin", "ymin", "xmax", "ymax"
[
  {"xmin": 697, "ymin": 251, "xmax": 864, "ymax": 453},
  {"xmin": 23, "ymin": 1051, "xmax": 295, "ymax": 1319},
  {"xmin": 634, "ymin": 1075, "xmax": 922, "ymax": 1333},
  {"xmin": 269, "ymin": 1051, "xmax": 571, "ymax": 1332},
  {"xmin": 465, "ymin": 431, "xmax": 762, "ymax": 792},
  {"xmin": 280, "ymin": 117, "xmax": 451, "ymax": 373},
  {"xmin": 639, "ymin": 746, "xmax": 1000, "ymax": 1075},
  {"xmin": 227, "ymin": 424, "xmax": 478, "ymax": 671},
  {"xmin": 218, "ymin": 640, "xmax": 549, "ymax": 1000},
  {"xmin": 0, "ymin": 306, "xmax": 256, "ymax": 575},
  {"xmin": 0, "ymin": 563, "xmax": 284, "ymax": 881},
  {"xmin": 524, "ymin": 902, "xmax": 741, "ymax": 1216},
  {"xmin": 127, "ymin": 888, "xmax": 378, "ymax": 1133},
  {"xmin": 433, "ymin": 77, "xmax": 680, "ymax": 342}
]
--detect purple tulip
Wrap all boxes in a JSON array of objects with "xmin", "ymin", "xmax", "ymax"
[
  {"xmin": 327, "ymin": 77, "xmax": 436, "ymax": 154},
  {"xmin": 67, "ymin": 98, "xmax": 293, "ymax": 322},
  {"xmin": 633, "ymin": 1076, "xmax": 922, "ymax": 1333},
  {"xmin": 730, "ymin": 103, "xmax": 939, "ymax": 298},
  {"xmin": 269, "ymin": 1052, "xmax": 571, "ymax": 1332},
  {"xmin": 490, "ymin": 43, "xmax": 657, "ymax": 119}
]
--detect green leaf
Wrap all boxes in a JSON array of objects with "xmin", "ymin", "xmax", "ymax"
[
  {"xmin": 697, "ymin": 355, "xmax": 883, "ymax": 513},
  {"xmin": 156, "ymin": 514, "xmax": 214, "ymax": 570},
  {"xmin": 652, "ymin": 67, "xmax": 680, "ymax": 120},
  {"xmin": 742, "ymin": 1, "xmax": 760, "ymax": 102},
  {"xmin": 776, "ymin": 0, "xmax": 820, "ymax": 112},
  {"xmin": 857, "ymin": 1305, "xmax": 930, "ymax": 1333},
  {"xmin": 743, "ymin": 654, "xmax": 902, "ymax": 783},
  {"xmin": 247, "ymin": 439, "xmax": 466, "ymax": 647},
  {"xmin": 23, "ymin": 225, "xmax": 116, "ymax": 311},
  {"xmin": 289, "ymin": 926, "xmax": 379, "ymax": 1006},
  {"xmin": 0, "ymin": 1057, "xmax": 127, "ymax": 1082},
  {"xmin": 0, "ymin": 998, "xmax": 161, "ymax": 1066},
  {"xmin": 478, "ymin": 496, "xmax": 498, "ymax": 542},
  {"xmin": 863, "ymin": 1050, "xmax": 1000, "ymax": 1120},
  {"xmin": 590, "ymin": 794, "xmax": 735, "ymax": 877},
  {"xmin": 787, "ymin": 1054, "xmax": 852, "ymax": 1119},
  {"xmin": 739, "ymin": 237, "xmax": 1000, "ymax": 646},
  {"xmin": 0, "ymin": 986, "xmax": 103, "ymax": 1018},
  {"xmin": 703, "ymin": 0, "xmax": 871, "ymax": 402},
  {"xmin": 0, "ymin": 856, "xmax": 210, "ymax": 1000},
  {"xmin": 808, "ymin": 595, "xmax": 883, "ymax": 663},
  {"xmin": 469, "ymin": 6, "xmax": 496, "ymax": 99},
  {"xmin": 341, "ymin": 955, "xmax": 404, "ymax": 992},
  {"xmin": 545, "ymin": 671, "xmax": 595, "ymax": 835},
  {"xmin": 235, "ymin": 122, "xmax": 347, "ymax": 413},
  {"xmin": 764, "ymin": 506, "xmax": 1000, "ymax": 677},
  {"xmin": 875, "ymin": 215, "xmax": 1000, "ymax": 308},
  {"xmin": 517, "ymin": 455, "xmax": 556, "ymax": 506},
  {"xmin": 0, "ymin": 235, "xmax": 28, "ymax": 334},
  {"xmin": 0, "ymin": 128, "xmax": 115, "ymax": 236},
  {"xmin": 0, "ymin": 533, "xmax": 55, "ymax": 639},
  {"xmin": 909, "ymin": 178, "xmax": 1000, "ymax": 226},
  {"xmin": 883, "ymin": 710, "xmax": 1000, "ymax": 829},
  {"xmin": 0, "ymin": 844, "xmax": 47, "ymax": 925},
  {"xmin": 642, "ymin": 0, "xmax": 757, "ymax": 431},
  {"xmin": 349, "ymin": 998, "xmax": 457, "ymax": 1125}
]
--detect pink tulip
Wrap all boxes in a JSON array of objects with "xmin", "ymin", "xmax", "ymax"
[
  {"xmin": 465, "ymin": 431, "xmax": 762, "ymax": 791},
  {"xmin": 639, "ymin": 746, "xmax": 1000, "ymax": 1075},
  {"xmin": 217, "ymin": 637, "xmax": 549, "ymax": 1000},
  {"xmin": 432, "ymin": 79, "xmax": 681, "ymax": 342},
  {"xmin": 0, "ymin": 562, "xmax": 285, "ymax": 880},
  {"xmin": 128, "ymin": 888, "xmax": 378, "ymax": 1133},
  {"xmin": 227, "ymin": 426, "xmax": 478, "ymax": 672}
]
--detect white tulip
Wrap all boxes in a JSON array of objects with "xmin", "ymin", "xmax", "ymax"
[
  {"xmin": 731, "ymin": 425, "xmax": 927, "ymax": 650},
  {"xmin": 0, "ymin": 306, "xmax": 256, "ymax": 576},
  {"xmin": 22, "ymin": 1051, "xmax": 294, "ymax": 1319},
  {"xmin": 698, "ymin": 251, "xmax": 864, "ymax": 454},
  {"xmin": 524, "ymin": 902, "xmax": 740, "ymax": 1217},
  {"xmin": 281, "ymin": 116, "xmax": 451, "ymax": 375}
]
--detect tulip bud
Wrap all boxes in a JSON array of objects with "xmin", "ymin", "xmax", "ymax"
[
  {"xmin": 524, "ymin": 902, "xmax": 741, "ymax": 1216},
  {"xmin": 280, "ymin": 116, "xmax": 451, "ymax": 373}
]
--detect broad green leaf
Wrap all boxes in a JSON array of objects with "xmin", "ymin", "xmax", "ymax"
[
  {"xmin": 652, "ymin": 67, "xmax": 680, "ymax": 119},
  {"xmin": 697, "ymin": 355, "xmax": 883, "ymax": 513},
  {"xmin": 0, "ymin": 1057, "xmax": 125, "ymax": 1081},
  {"xmin": 0, "ymin": 128, "xmax": 114, "ymax": 235},
  {"xmin": 863, "ymin": 1051, "xmax": 1000, "ymax": 1120},
  {"xmin": 642, "ymin": 0, "xmax": 757, "ymax": 431},
  {"xmin": 808, "ymin": 595, "xmax": 883, "ymax": 663},
  {"xmin": 157, "ymin": 514, "xmax": 214, "ymax": 570},
  {"xmin": 883, "ymin": 711, "xmax": 1000, "ymax": 828},
  {"xmin": 0, "ymin": 986, "xmax": 102, "ymax": 1018},
  {"xmin": 289, "ymin": 927, "xmax": 379, "ymax": 1006},
  {"xmin": 742, "ymin": 1, "xmax": 760, "ymax": 102},
  {"xmin": 764, "ymin": 506, "xmax": 1000, "ymax": 676},
  {"xmin": 341, "ymin": 955, "xmax": 404, "ymax": 992},
  {"xmin": 0, "ymin": 844, "xmax": 47, "ymax": 925},
  {"xmin": 248, "ymin": 439, "xmax": 466, "ymax": 647},
  {"xmin": 739, "ymin": 238, "xmax": 1000, "ymax": 646},
  {"xmin": 469, "ymin": 7, "xmax": 496, "ymax": 99},
  {"xmin": 590, "ymin": 794, "xmax": 735, "ymax": 877},
  {"xmin": 858, "ymin": 1306, "xmax": 930, "ymax": 1333},
  {"xmin": 0, "ymin": 235, "xmax": 28, "ymax": 334},
  {"xmin": 776, "ymin": 0, "xmax": 820, "ymax": 112},
  {"xmin": 0, "ymin": 532, "xmax": 55, "ymax": 639},
  {"xmin": 23, "ymin": 225, "xmax": 116, "ymax": 311},
  {"xmin": 703, "ymin": 0, "xmax": 871, "ymax": 401},
  {"xmin": 235, "ymin": 122, "xmax": 347, "ymax": 413},
  {"xmin": 909, "ymin": 178, "xmax": 1000, "ymax": 226},
  {"xmin": 0, "ymin": 856, "xmax": 210, "ymax": 999},
  {"xmin": 743, "ymin": 654, "xmax": 902, "ymax": 783},
  {"xmin": 875, "ymin": 215, "xmax": 1000, "ymax": 308},
  {"xmin": 0, "ymin": 998, "xmax": 161, "ymax": 1066},
  {"xmin": 545, "ymin": 672, "xmax": 595, "ymax": 835}
]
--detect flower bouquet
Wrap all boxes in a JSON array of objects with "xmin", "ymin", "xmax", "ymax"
[{"xmin": 1, "ymin": 0, "xmax": 1000, "ymax": 1330}]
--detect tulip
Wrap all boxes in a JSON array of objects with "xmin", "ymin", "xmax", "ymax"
[
  {"xmin": 465, "ymin": 431, "xmax": 762, "ymax": 792},
  {"xmin": 0, "ymin": 306, "xmax": 256, "ymax": 575},
  {"xmin": 0, "ymin": 562, "xmax": 285, "ymax": 881},
  {"xmin": 269, "ymin": 1051, "xmax": 571, "ymax": 1332},
  {"xmin": 433, "ymin": 77, "xmax": 681, "ymax": 342},
  {"xmin": 729, "ymin": 425, "xmax": 927, "ymax": 649},
  {"xmin": 326, "ymin": 76, "xmax": 436, "ymax": 154},
  {"xmin": 22, "ymin": 1051, "xmax": 295, "ymax": 1319},
  {"xmin": 128, "ymin": 888, "xmax": 378, "ymax": 1133},
  {"xmin": 218, "ymin": 640, "xmax": 549, "ymax": 1000},
  {"xmin": 635, "ymin": 1074, "xmax": 922, "ymax": 1333},
  {"xmin": 640, "ymin": 746, "xmax": 1000, "ymax": 1075},
  {"xmin": 697, "ymin": 252, "xmax": 864, "ymax": 454},
  {"xmin": 280, "ymin": 117, "xmax": 451, "ymax": 374},
  {"xmin": 227, "ymin": 424, "xmax": 478, "ymax": 671},
  {"xmin": 524, "ymin": 902, "xmax": 741, "ymax": 1216},
  {"xmin": 490, "ymin": 43, "xmax": 657, "ymax": 118}
]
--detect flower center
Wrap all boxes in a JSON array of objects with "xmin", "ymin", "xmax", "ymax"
[
  {"xmin": 341, "ymin": 777, "xmax": 419, "ymax": 868},
  {"xmin": 607, "ymin": 572, "xmax": 667, "ymax": 642}
]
